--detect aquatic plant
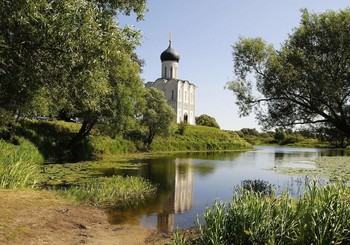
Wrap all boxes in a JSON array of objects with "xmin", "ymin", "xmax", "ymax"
[
  {"xmin": 238, "ymin": 179, "xmax": 273, "ymax": 196},
  {"xmin": 173, "ymin": 182, "xmax": 350, "ymax": 244},
  {"xmin": 59, "ymin": 175, "xmax": 157, "ymax": 207}
]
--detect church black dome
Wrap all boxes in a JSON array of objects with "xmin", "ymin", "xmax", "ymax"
[{"xmin": 160, "ymin": 42, "xmax": 180, "ymax": 62}]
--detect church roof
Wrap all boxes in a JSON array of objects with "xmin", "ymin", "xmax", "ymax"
[{"xmin": 160, "ymin": 41, "xmax": 180, "ymax": 62}]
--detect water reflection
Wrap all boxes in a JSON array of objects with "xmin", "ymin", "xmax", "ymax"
[
  {"xmin": 104, "ymin": 146, "xmax": 348, "ymax": 232},
  {"xmin": 106, "ymin": 157, "xmax": 196, "ymax": 232}
]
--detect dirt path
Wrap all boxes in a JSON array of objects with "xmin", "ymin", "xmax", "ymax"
[{"xmin": 0, "ymin": 190, "xmax": 171, "ymax": 245}]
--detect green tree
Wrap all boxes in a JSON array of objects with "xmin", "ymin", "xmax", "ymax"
[
  {"xmin": 226, "ymin": 9, "xmax": 350, "ymax": 147},
  {"xmin": 195, "ymin": 114, "xmax": 220, "ymax": 129},
  {"xmin": 0, "ymin": 0, "xmax": 146, "ymax": 148},
  {"xmin": 240, "ymin": 128, "xmax": 259, "ymax": 137},
  {"xmin": 274, "ymin": 128, "xmax": 286, "ymax": 142},
  {"xmin": 140, "ymin": 88, "xmax": 176, "ymax": 150}
]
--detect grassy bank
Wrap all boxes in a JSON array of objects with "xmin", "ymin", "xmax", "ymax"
[
  {"xmin": 1, "ymin": 120, "xmax": 251, "ymax": 208},
  {"xmin": 0, "ymin": 136, "xmax": 155, "ymax": 208},
  {"xmin": 151, "ymin": 125, "xmax": 251, "ymax": 152},
  {"xmin": 174, "ymin": 182, "xmax": 350, "ymax": 244},
  {"xmin": 13, "ymin": 120, "xmax": 251, "ymax": 159}
]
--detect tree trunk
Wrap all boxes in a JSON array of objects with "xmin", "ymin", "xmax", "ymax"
[{"xmin": 68, "ymin": 118, "xmax": 97, "ymax": 148}]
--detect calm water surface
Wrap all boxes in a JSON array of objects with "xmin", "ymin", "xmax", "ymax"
[{"xmin": 104, "ymin": 146, "xmax": 346, "ymax": 232}]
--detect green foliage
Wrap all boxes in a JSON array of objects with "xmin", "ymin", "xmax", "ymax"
[
  {"xmin": 15, "ymin": 119, "xmax": 87, "ymax": 162},
  {"xmin": 233, "ymin": 128, "xmax": 274, "ymax": 145},
  {"xmin": 0, "ymin": 139, "xmax": 43, "ymax": 189},
  {"xmin": 227, "ymin": 8, "xmax": 350, "ymax": 145},
  {"xmin": 177, "ymin": 121, "xmax": 188, "ymax": 135},
  {"xmin": 280, "ymin": 134, "xmax": 305, "ymax": 145},
  {"xmin": 138, "ymin": 88, "xmax": 176, "ymax": 150},
  {"xmin": 90, "ymin": 136, "xmax": 136, "ymax": 154},
  {"xmin": 238, "ymin": 179, "xmax": 273, "ymax": 196},
  {"xmin": 0, "ymin": 0, "xmax": 146, "ymax": 147},
  {"xmin": 175, "ymin": 182, "xmax": 350, "ymax": 244},
  {"xmin": 195, "ymin": 114, "xmax": 220, "ymax": 129},
  {"xmin": 151, "ymin": 125, "xmax": 251, "ymax": 152},
  {"xmin": 14, "ymin": 120, "xmax": 138, "ymax": 162},
  {"xmin": 295, "ymin": 183, "xmax": 350, "ymax": 244},
  {"xmin": 59, "ymin": 176, "xmax": 156, "ymax": 207},
  {"xmin": 274, "ymin": 128, "xmax": 286, "ymax": 142}
]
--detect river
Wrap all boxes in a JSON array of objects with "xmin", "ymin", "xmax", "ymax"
[{"xmin": 104, "ymin": 146, "xmax": 346, "ymax": 232}]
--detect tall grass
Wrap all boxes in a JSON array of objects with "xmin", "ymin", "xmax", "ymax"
[
  {"xmin": 90, "ymin": 135, "xmax": 136, "ymax": 154},
  {"xmin": 173, "ymin": 182, "xmax": 350, "ymax": 244},
  {"xmin": 0, "ymin": 139, "xmax": 43, "ymax": 189},
  {"xmin": 59, "ymin": 175, "xmax": 157, "ymax": 207}
]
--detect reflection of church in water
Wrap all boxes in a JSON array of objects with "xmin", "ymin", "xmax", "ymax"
[
  {"xmin": 156, "ymin": 158, "xmax": 194, "ymax": 233},
  {"xmin": 106, "ymin": 157, "xmax": 195, "ymax": 233}
]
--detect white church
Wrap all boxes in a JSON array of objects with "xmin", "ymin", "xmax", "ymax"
[{"xmin": 145, "ymin": 37, "xmax": 196, "ymax": 125}]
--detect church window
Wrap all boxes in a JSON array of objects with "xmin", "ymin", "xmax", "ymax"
[
  {"xmin": 170, "ymin": 67, "xmax": 173, "ymax": 77},
  {"xmin": 172, "ymin": 90, "xmax": 174, "ymax": 100},
  {"xmin": 164, "ymin": 67, "xmax": 167, "ymax": 77}
]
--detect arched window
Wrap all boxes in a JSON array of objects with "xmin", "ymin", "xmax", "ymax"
[{"xmin": 164, "ymin": 67, "xmax": 167, "ymax": 77}]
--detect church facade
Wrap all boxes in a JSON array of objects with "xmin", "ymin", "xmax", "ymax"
[{"xmin": 145, "ymin": 39, "xmax": 196, "ymax": 125}]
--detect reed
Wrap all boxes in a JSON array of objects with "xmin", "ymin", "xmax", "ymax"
[
  {"xmin": 0, "ymin": 139, "xmax": 43, "ymax": 189},
  {"xmin": 173, "ymin": 181, "xmax": 350, "ymax": 244},
  {"xmin": 59, "ymin": 175, "xmax": 157, "ymax": 207}
]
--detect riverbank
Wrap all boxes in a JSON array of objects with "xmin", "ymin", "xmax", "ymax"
[{"xmin": 0, "ymin": 189, "xmax": 172, "ymax": 245}]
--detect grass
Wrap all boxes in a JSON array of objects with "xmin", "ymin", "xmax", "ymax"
[
  {"xmin": 173, "ymin": 181, "xmax": 350, "ymax": 244},
  {"xmin": 58, "ymin": 175, "xmax": 157, "ymax": 207},
  {"xmin": 151, "ymin": 125, "xmax": 252, "ymax": 152},
  {"xmin": 0, "ymin": 139, "xmax": 43, "ymax": 189},
  {"xmin": 90, "ymin": 135, "xmax": 136, "ymax": 154}
]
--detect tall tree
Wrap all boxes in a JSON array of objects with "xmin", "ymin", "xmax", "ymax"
[
  {"xmin": 0, "ymin": 0, "xmax": 146, "ymax": 146},
  {"xmin": 226, "ymin": 9, "xmax": 350, "ymax": 147},
  {"xmin": 140, "ymin": 88, "xmax": 175, "ymax": 150}
]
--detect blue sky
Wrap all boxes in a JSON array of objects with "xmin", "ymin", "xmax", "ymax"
[{"xmin": 119, "ymin": 1, "xmax": 350, "ymax": 131}]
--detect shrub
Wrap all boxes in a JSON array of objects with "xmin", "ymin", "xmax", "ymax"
[{"xmin": 195, "ymin": 114, "xmax": 220, "ymax": 129}]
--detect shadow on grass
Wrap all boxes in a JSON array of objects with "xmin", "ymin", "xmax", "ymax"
[{"xmin": 15, "ymin": 120, "xmax": 94, "ymax": 163}]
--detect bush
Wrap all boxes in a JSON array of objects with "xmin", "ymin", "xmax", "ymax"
[{"xmin": 195, "ymin": 114, "xmax": 220, "ymax": 129}]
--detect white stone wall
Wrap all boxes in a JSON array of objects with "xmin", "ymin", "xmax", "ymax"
[
  {"xmin": 162, "ymin": 61, "xmax": 178, "ymax": 79},
  {"xmin": 177, "ymin": 81, "xmax": 195, "ymax": 124}
]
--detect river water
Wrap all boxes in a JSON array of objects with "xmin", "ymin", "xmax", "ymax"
[{"xmin": 104, "ymin": 146, "xmax": 346, "ymax": 232}]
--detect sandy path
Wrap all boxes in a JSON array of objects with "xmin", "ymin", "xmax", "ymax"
[{"xmin": 0, "ymin": 190, "xmax": 170, "ymax": 245}]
